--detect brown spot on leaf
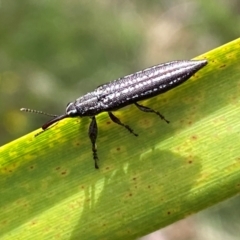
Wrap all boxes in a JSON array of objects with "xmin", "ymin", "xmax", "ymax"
[
  {"xmin": 191, "ymin": 135, "xmax": 198, "ymax": 140},
  {"xmin": 1, "ymin": 220, "xmax": 8, "ymax": 226}
]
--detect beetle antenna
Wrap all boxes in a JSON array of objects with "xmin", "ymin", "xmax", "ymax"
[{"xmin": 20, "ymin": 108, "xmax": 58, "ymax": 118}]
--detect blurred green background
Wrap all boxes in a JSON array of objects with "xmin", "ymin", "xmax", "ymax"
[{"xmin": 0, "ymin": 0, "xmax": 239, "ymax": 239}]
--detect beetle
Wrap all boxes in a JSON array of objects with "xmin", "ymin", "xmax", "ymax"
[{"xmin": 21, "ymin": 59, "xmax": 207, "ymax": 168}]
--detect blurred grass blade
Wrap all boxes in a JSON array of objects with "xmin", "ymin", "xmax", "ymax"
[{"xmin": 1, "ymin": 38, "xmax": 240, "ymax": 239}]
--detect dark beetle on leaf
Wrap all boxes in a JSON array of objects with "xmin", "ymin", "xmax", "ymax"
[{"xmin": 21, "ymin": 59, "xmax": 207, "ymax": 169}]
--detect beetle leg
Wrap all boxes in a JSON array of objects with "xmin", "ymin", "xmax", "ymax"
[
  {"xmin": 108, "ymin": 112, "xmax": 138, "ymax": 137},
  {"xmin": 135, "ymin": 102, "xmax": 169, "ymax": 124},
  {"xmin": 88, "ymin": 116, "xmax": 99, "ymax": 169}
]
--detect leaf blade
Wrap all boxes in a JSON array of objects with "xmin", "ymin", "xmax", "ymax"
[{"xmin": 1, "ymin": 38, "xmax": 240, "ymax": 239}]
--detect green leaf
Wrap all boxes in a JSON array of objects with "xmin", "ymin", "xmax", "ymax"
[{"xmin": 1, "ymin": 38, "xmax": 240, "ymax": 239}]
